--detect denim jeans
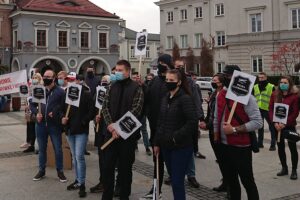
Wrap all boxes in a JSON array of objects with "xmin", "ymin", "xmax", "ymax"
[
  {"xmin": 140, "ymin": 116, "xmax": 150, "ymax": 149},
  {"xmin": 162, "ymin": 146, "xmax": 193, "ymax": 200},
  {"xmin": 35, "ymin": 122, "xmax": 63, "ymax": 172},
  {"xmin": 67, "ymin": 133, "xmax": 88, "ymax": 184},
  {"xmin": 186, "ymin": 154, "xmax": 196, "ymax": 177}
]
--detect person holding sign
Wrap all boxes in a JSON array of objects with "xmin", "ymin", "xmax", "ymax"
[
  {"xmin": 101, "ymin": 60, "xmax": 144, "ymax": 200},
  {"xmin": 33, "ymin": 69, "xmax": 67, "ymax": 183},
  {"xmin": 61, "ymin": 77, "xmax": 94, "ymax": 198},
  {"xmin": 153, "ymin": 69, "xmax": 198, "ymax": 200},
  {"xmin": 269, "ymin": 76, "xmax": 299, "ymax": 180},
  {"xmin": 213, "ymin": 65, "xmax": 262, "ymax": 200}
]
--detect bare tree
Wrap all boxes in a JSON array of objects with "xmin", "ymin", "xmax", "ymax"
[
  {"xmin": 172, "ymin": 42, "xmax": 181, "ymax": 61},
  {"xmin": 185, "ymin": 47, "xmax": 195, "ymax": 72},
  {"xmin": 200, "ymin": 39, "xmax": 214, "ymax": 76}
]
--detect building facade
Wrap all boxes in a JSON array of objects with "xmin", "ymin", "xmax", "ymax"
[
  {"xmin": 156, "ymin": 0, "xmax": 300, "ymax": 75},
  {"xmin": 10, "ymin": 0, "xmax": 122, "ymax": 77},
  {"xmin": 119, "ymin": 25, "xmax": 160, "ymax": 77}
]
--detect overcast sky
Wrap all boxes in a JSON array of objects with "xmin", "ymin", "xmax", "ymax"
[{"xmin": 90, "ymin": 0, "xmax": 160, "ymax": 33}]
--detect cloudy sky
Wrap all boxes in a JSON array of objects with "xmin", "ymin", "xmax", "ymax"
[{"xmin": 90, "ymin": 0, "xmax": 160, "ymax": 33}]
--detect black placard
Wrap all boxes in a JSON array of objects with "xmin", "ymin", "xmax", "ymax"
[
  {"xmin": 33, "ymin": 87, "xmax": 45, "ymax": 100},
  {"xmin": 275, "ymin": 106, "xmax": 287, "ymax": 119},
  {"xmin": 119, "ymin": 116, "xmax": 137, "ymax": 134},
  {"xmin": 68, "ymin": 86, "xmax": 80, "ymax": 101},
  {"xmin": 19, "ymin": 85, "xmax": 29, "ymax": 95},
  {"xmin": 97, "ymin": 90, "xmax": 106, "ymax": 105},
  {"xmin": 137, "ymin": 35, "xmax": 146, "ymax": 51},
  {"xmin": 231, "ymin": 76, "xmax": 251, "ymax": 96}
]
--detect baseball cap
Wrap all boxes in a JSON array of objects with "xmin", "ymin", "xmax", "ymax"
[{"xmin": 67, "ymin": 72, "xmax": 76, "ymax": 81}]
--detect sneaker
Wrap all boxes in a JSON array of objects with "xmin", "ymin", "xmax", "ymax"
[
  {"xmin": 79, "ymin": 184, "xmax": 87, "ymax": 198},
  {"xmin": 90, "ymin": 182, "xmax": 104, "ymax": 193},
  {"xmin": 269, "ymin": 146, "xmax": 276, "ymax": 151},
  {"xmin": 187, "ymin": 177, "xmax": 200, "ymax": 188},
  {"xmin": 194, "ymin": 152, "xmax": 206, "ymax": 159},
  {"xmin": 140, "ymin": 190, "xmax": 162, "ymax": 200},
  {"xmin": 67, "ymin": 180, "xmax": 80, "ymax": 191},
  {"xmin": 33, "ymin": 171, "xmax": 45, "ymax": 181},
  {"xmin": 58, "ymin": 171, "xmax": 68, "ymax": 183},
  {"xmin": 146, "ymin": 148, "xmax": 152, "ymax": 156},
  {"xmin": 23, "ymin": 146, "xmax": 35, "ymax": 153},
  {"xmin": 20, "ymin": 142, "xmax": 30, "ymax": 148}
]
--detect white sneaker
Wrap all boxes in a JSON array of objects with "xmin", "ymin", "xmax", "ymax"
[{"xmin": 139, "ymin": 191, "xmax": 162, "ymax": 200}]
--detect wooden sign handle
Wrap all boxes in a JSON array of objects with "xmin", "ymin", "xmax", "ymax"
[
  {"xmin": 38, "ymin": 103, "xmax": 41, "ymax": 114},
  {"xmin": 65, "ymin": 104, "xmax": 71, "ymax": 118},
  {"xmin": 138, "ymin": 55, "xmax": 142, "ymax": 75},
  {"xmin": 101, "ymin": 137, "xmax": 115, "ymax": 150},
  {"xmin": 277, "ymin": 130, "xmax": 281, "ymax": 143},
  {"xmin": 156, "ymin": 155, "xmax": 159, "ymax": 200},
  {"xmin": 96, "ymin": 109, "xmax": 101, "ymax": 133},
  {"xmin": 227, "ymin": 101, "xmax": 238, "ymax": 124}
]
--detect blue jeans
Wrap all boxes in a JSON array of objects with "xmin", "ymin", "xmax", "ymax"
[
  {"xmin": 67, "ymin": 133, "xmax": 88, "ymax": 184},
  {"xmin": 140, "ymin": 116, "xmax": 150, "ymax": 149},
  {"xmin": 162, "ymin": 146, "xmax": 193, "ymax": 200},
  {"xmin": 36, "ymin": 122, "xmax": 63, "ymax": 172},
  {"xmin": 186, "ymin": 155, "xmax": 196, "ymax": 177}
]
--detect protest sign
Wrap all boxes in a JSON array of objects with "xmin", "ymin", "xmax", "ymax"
[
  {"xmin": 0, "ymin": 70, "xmax": 27, "ymax": 96},
  {"xmin": 65, "ymin": 83, "xmax": 82, "ymax": 117},
  {"xmin": 134, "ymin": 30, "xmax": 148, "ymax": 75},
  {"xmin": 95, "ymin": 86, "xmax": 107, "ymax": 132},
  {"xmin": 19, "ymin": 84, "xmax": 29, "ymax": 98},
  {"xmin": 273, "ymin": 103, "xmax": 289, "ymax": 142},
  {"xmin": 31, "ymin": 85, "xmax": 46, "ymax": 114}
]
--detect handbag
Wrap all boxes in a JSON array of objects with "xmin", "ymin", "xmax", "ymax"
[{"xmin": 282, "ymin": 129, "xmax": 300, "ymax": 143}]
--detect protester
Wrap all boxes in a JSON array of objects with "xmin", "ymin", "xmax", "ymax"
[
  {"xmin": 57, "ymin": 71, "xmax": 68, "ymax": 90},
  {"xmin": 153, "ymin": 69, "xmax": 198, "ymax": 200},
  {"xmin": 32, "ymin": 69, "xmax": 67, "ymax": 182},
  {"xmin": 253, "ymin": 72, "xmax": 276, "ymax": 151},
  {"xmin": 90, "ymin": 75, "xmax": 111, "ymax": 194},
  {"xmin": 269, "ymin": 76, "xmax": 299, "ymax": 180},
  {"xmin": 144, "ymin": 73, "xmax": 154, "ymax": 86},
  {"xmin": 131, "ymin": 72, "xmax": 152, "ymax": 156},
  {"xmin": 142, "ymin": 54, "xmax": 174, "ymax": 199},
  {"xmin": 101, "ymin": 60, "xmax": 144, "ymax": 199},
  {"xmin": 62, "ymin": 74, "xmax": 94, "ymax": 198},
  {"xmin": 213, "ymin": 65, "xmax": 262, "ymax": 200},
  {"xmin": 85, "ymin": 66, "xmax": 100, "ymax": 97}
]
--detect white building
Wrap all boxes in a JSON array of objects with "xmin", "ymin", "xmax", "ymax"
[
  {"xmin": 119, "ymin": 25, "xmax": 160, "ymax": 77},
  {"xmin": 156, "ymin": 0, "xmax": 300, "ymax": 75}
]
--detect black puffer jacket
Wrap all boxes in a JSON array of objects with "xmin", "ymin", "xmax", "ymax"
[{"xmin": 154, "ymin": 89, "xmax": 198, "ymax": 149}]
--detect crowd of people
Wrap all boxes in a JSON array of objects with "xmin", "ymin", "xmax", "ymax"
[{"xmin": 19, "ymin": 54, "xmax": 300, "ymax": 200}]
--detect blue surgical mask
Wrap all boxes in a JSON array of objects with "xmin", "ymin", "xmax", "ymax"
[
  {"xmin": 279, "ymin": 83, "xmax": 289, "ymax": 91},
  {"xmin": 115, "ymin": 72, "xmax": 124, "ymax": 81},
  {"xmin": 32, "ymin": 79, "xmax": 38, "ymax": 85},
  {"xmin": 110, "ymin": 74, "xmax": 116, "ymax": 82},
  {"xmin": 58, "ymin": 79, "xmax": 64, "ymax": 86}
]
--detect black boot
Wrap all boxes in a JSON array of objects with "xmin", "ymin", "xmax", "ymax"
[
  {"xmin": 290, "ymin": 169, "xmax": 298, "ymax": 180},
  {"xmin": 78, "ymin": 184, "xmax": 87, "ymax": 198},
  {"xmin": 277, "ymin": 167, "xmax": 288, "ymax": 176},
  {"xmin": 213, "ymin": 182, "xmax": 227, "ymax": 192}
]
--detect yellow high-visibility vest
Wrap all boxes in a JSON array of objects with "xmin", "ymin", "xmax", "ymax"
[{"xmin": 254, "ymin": 83, "xmax": 274, "ymax": 111}]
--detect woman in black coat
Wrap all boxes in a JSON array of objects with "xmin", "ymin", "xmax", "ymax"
[{"xmin": 154, "ymin": 69, "xmax": 198, "ymax": 200}]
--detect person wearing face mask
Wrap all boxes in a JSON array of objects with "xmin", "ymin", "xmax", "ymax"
[
  {"xmin": 213, "ymin": 65, "xmax": 262, "ymax": 200},
  {"xmin": 32, "ymin": 69, "xmax": 67, "ymax": 183},
  {"xmin": 100, "ymin": 60, "xmax": 144, "ymax": 200},
  {"xmin": 153, "ymin": 69, "xmax": 198, "ymax": 200},
  {"xmin": 57, "ymin": 71, "xmax": 68, "ymax": 90},
  {"xmin": 269, "ymin": 76, "xmax": 299, "ymax": 180},
  {"xmin": 253, "ymin": 72, "xmax": 276, "ymax": 151},
  {"xmin": 85, "ymin": 66, "xmax": 100, "ymax": 97}
]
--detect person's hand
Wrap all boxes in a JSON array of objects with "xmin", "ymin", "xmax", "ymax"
[
  {"xmin": 36, "ymin": 113, "xmax": 43, "ymax": 123},
  {"xmin": 199, "ymin": 121, "xmax": 207, "ymax": 130},
  {"xmin": 274, "ymin": 123, "xmax": 282, "ymax": 131},
  {"xmin": 279, "ymin": 123, "xmax": 285, "ymax": 129},
  {"xmin": 111, "ymin": 129, "xmax": 120, "ymax": 139},
  {"xmin": 107, "ymin": 123, "xmax": 115, "ymax": 133},
  {"xmin": 95, "ymin": 115, "xmax": 101, "ymax": 123},
  {"xmin": 48, "ymin": 112, "xmax": 53, "ymax": 118},
  {"xmin": 154, "ymin": 146, "xmax": 160, "ymax": 157},
  {"xmin": 223, "ymin": 122, "xmax": 234, "ymax": 135},
  {"xmin": 62, "ymin": 117, "xmax": 68, "ymax": 125}
]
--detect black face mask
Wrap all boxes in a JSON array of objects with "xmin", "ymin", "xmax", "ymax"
[
  {"xmin": 87, "ymin": 71, "xmax": 94, "ymax": 78},
  {"xmin": 211, "ymin": 82, "xmax": 218, "ymax": 89},
  {"xmin": 166, "ymin": 82, "xmax": 178, "ymax": 91},
  {"xmin": 259, "ymin": 80, "xmax": 268, "ymax": 85},
  {"xmin": 43, "ymin": 78, "xmax": 53, "ymax": 86},
  {"xmin": 101, "ymin": 82, "xmax": 108, "ymax": 86},
  {"xmin": 157, "ymin": 64, "xmax": 168, "ymax": 73}
]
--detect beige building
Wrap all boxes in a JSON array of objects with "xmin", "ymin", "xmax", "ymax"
[
  {"xmin": 156, "ymin": 0, "xmax": 300, "ymax": 75},
  {"xmin": 119, "ymin": 25, "xmax": 160, "ymax": 77}
]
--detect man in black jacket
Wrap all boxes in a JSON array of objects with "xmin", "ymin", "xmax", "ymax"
[{"xmin": 100, "ymin": 60, "xmax": 144, "ymax": 200}]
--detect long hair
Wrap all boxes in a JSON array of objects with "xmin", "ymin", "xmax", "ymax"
[
  {"xmin": 166, "ymin": 69, "xmax": 191, "ymax": 95},
  {"xmin": 275, "ymin": 76, "xmax": 294, "ymax": 103}
]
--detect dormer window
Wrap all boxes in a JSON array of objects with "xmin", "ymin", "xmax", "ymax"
[{"xmin": 57, "ymin": 0, "xmax": 79, "ymax": 7}]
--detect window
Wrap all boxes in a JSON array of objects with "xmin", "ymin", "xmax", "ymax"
[
  {"xmin": 291, "ymin": 8, "xmax": 300, "ymax": 29},
  {"xmin": 166, "ymin": 36, "xmax": 174, "ymax": 49},
  {"xmin": 194, "ymin": 63, "xmax": 200, "ymax": 75},
  {"xmin": 180, "ymin": 35, "xmax": 188, "ymax": 48},
  {"xmin": 195, "ymin": 7, "xmax": 203, "ymax": 19},
  {"xmin": 251, "ymin": 56, "xmax": 263, "ymax": 73},
  {"xmin": 13, "ymin": 30, "xmax": 17, "ymax": 48},
  {"xmin": 36, "ymin": 30, "xmax": 47, "ymax": 47},
  {"xmin": 58, "ymin": 30, "xmax": 68, "ymax": 47},
  {"xmin": 216, "ymin": 31, "xmax": 225, "ymax": 46},
  {"xmin": 215, "ymin": 3, "xmax": 224, "ymax": 16},
  {"xmin": 216, "ymin": 62, "xmax": 225, "ymax": 73},
  {"xmin": 99, "ymin": 32, "xmax": 108, "ymax": 49},
  {"xmin": 250, "ymin": 13, "xmax": 262, "ymax": 32},
  {"xmin": 146, "ymin": 46, "xmax": 150, "ymax": 58},
  {"xmin": 167, "ymin": 11, "xmax": 174, "ymax": 22},
  {"xmin": 80, "ymin": 31, "xmax": 89, "ymax": 48},
  {"xmin": 180, "ymin": 9, "xmax": 187, "ymax": 21},
  {"xmin": 130, "ymin": 46, "xmax": 135, "ymax": 58},
  {"xmin": 194, "ymin": 33, "xmax": 202, "ymax": 48}
]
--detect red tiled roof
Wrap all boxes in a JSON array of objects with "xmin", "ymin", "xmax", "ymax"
[{"xmin": 16, "ymin": 0, "xmax": 119, "ymax": 19}]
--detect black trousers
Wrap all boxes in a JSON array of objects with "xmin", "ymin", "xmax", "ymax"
[
  {"xmin": 101, "ymin": 137, "xmax": 136, "ymax": 200},
  {"xmin": 219, "ymin": 144, "xmax": 259, "ymax": 200},
  {"xmin": 277, "ymin": 127, "xmax": 298, "ymax": 170},
  {"xmin": 97, "ymin": 147, "xmax": 104, "ymax": 183},
  {"xmin": 26, "ymin": 121, "xmax": 36, "ymax": 146}
]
